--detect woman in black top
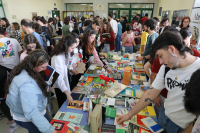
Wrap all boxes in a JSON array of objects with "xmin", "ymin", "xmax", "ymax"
[{"xmin": 55, "ymin": 16, "xmax": 63, "ymax": 35}]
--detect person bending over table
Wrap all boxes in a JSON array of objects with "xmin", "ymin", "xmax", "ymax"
[
  {"xmin": 6, "ymin": 50, "xmax": 58, "ymax": 133},
  {"xmin": 81, "ymin": 30, "xmax": 112, "ymax": 73},
  {"xmin": 51, "ymin": 35, "xmax": 77, "ymax": 108}
]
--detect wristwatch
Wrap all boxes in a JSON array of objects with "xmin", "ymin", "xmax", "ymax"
[{"xmin": 143, "ymin": 56, "xmax": 146, "ymax": 60}]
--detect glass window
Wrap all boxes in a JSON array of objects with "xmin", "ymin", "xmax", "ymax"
[
  {"xmin": 171, "ymin": 10, "xmax": 188, "ymax": 27},
  {"xmin": 142, "ymin": 10, "xmax": 152, "ymax": 18},
  {"xmin": 66, "ymin": 4, "xmax": 93, "ymax": 11},
  {"xmin": 131, "ymin": 4, "xmax": 153, "ymax": 8},
  {"xmin": 0, "ymin": 7, "xmax": 4, "ymax": 18},
  {"xmin": 131, "ymin": 10, "xmax": 141, "ymax": 20},
  {"xmin": 120, "ymin": 10, "xmax": 129, "ymax": 21},
  {"xmin": 162, "ymin": 11, "xmax": 170, "ymax": 20},
  {"xmin": 109, "ymin": 10, "xmax": 118, "ymax": 20},
  {"xmin": 109, "ymin": 4, "xmax": 130, "ymax": 8}
]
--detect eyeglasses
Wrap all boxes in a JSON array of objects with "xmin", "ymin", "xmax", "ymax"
[{"xmin": 27, "ymin": 46, "xmax": 36, "ymax": 49}]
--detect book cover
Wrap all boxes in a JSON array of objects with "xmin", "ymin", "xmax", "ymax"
[
  {"xmin": 68, "ymin": 55, "xmax": 80, "ymax": 70},
  {"xmin": 127, "ymin": 98, "xmax": 137, "ymax": 108},
  {"xmin": 133, "ymin": 72, "xmax": 146, "ymax": 76},
  {"xmin": 79, "ymin": 76, "xmax": 88, "ymax": 81},
  {"xmin": 95, "ymin": 66, "xmax": 102, "ymax": 70},
  {"xmin": 45, "ymin": 65, "xmax": 55, "ymax": 83},
  {"xmin": 133, "ymin": 69, "xmax": 145, "ymax": 73},
  {"xmin": 101, "ymin": 124, "xmax": 116, "ymax": 133},
  {"xmin": 92, "ymin": 83, "xmax": 100, "ymax": 89},
  {"xmin": 134, "ymin": 85, "xmax": 144, "ymax": 98},
  {"xmin": 138, "ymin": 106, "xmax": 156, "ymax": 118},
  {"xmin": 53, "ymin": 111, "xmax": 83, "ymax": 124},
  {"xmin": 50, "ymin": 119, "xmax": 69, "ymax": 133},
  {"xmin": 141, "ymin": 117, "xmax": 164, "ymax": 133},
  {"xmin": 104, "ymin": 83, "xmax": 127, "ymax": 98},
  {"xmin": 84, "ymin": 81, "xmax": 92, "ymax": 86},
  {"xmin": 93, "ymin": 77, "xmax": 100, "ymax": 83},
  {"xmin": 114, "ymin": 116, "xmax": 130, "ymax": 129},
  {"xmin": 109, "ymin": 72, "xmax": 122, "ymax": 80},
  {"xmin": 107, "ymin": 98, "xmax": 116, "ymax": 106},
  {"xmin": 102, "ymin": 33, "xmax": 111, "ymax": 38},
  {"xmin": 77, "ymin": 80, "xmax": 86, "ymax": 86},
  {"xmin": 127, "ymin": 122, "xmax": 140, "ymax": 133},
  {"xmin": 106, "ymin": 106, "xmax": 116, "ymax": 118},
  {"xmin": 90, "ymin": 104, "xmax": 102, "ymax": 133},
  {"xmin": 77, "ymin": 62, "xmax": 85, "ymax": 74},
  {"xmin": 66, "ymin": 122, "xmax": 90, "ymax": 133},
  {"xmin": 83, "ymin": 102, "xmax": 89, "ymax": 111},
  {"xmin": 50, "ymin": 71, "xmax": 59, "ymax": 87},
  {"xmin": 86, "ymin": 77, "xmax": 93, "ymax": 82},
  {"xmin": 71, "ymin": 86, "xmax": 83, "ymax": 94},
  {"xmin": 132, "ymin": 75, "xmax": 146, "ymax": 82},
  {"xmin": 131, "ymin": 114, "xmax": 148, "ymax": 129},
  {"xmin": 116, "ymin": 106, "xmax": 131, "ymax": 116},
  {"xmin": 119, "ymin": 88, "xmax": 136, "ymax": 97},
  {"xmin": 139, "ymin": 127, "xmax": 152, "ymax": 133},
  {"xmin": 71, "ymin": 93, "xmax": 85, "ymax": 101},
  {"xmin": 116, "ymin": 129, "xmax": 126, "ymax": 133},
  {"xmin": 89, "ymin": 88, "xmax": 106, "ymax": 97},
  {"xmin": 67, "ymin": 101, "xmax": 84, "ymax": 110},
  {"xmin": 85, "ymin": 70, "xmax": 96, "ymax": 74},
  {"xmin": 115, "ymin": 99, "xmax": 126, "ymax": 106}
]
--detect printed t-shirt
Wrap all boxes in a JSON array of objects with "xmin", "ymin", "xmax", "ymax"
[
  {"xmin": 152, "ymin": 58, "xmax": 200, "ymax": 128},
  {"xmin": 0, "ymin": 38, "xmax": 22, "ymax": 69}
]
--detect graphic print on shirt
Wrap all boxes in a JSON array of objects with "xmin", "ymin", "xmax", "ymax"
[
  {"xmin": 0, "ymin": 40, "xmax": 15, "ymax": 58},
  {"xmin": 166, "ymin": 78, "xmax": 190, "ymax": 91}
]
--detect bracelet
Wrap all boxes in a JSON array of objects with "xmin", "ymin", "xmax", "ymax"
[
  {"xmin": 103, "ymin": 65, "xmax": 108, "ymax": 69},
  {"xmin": 127, "ymin": 113, "xmax": 131, "ymax": 120}
]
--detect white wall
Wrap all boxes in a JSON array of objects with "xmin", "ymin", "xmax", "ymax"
[
  {"xmin": 2, "ymin": 0, "xmax": 62, "ymax": 30},
  {"xmin": 61, "ymin": 0, "xmax": 159, "ymax": 19}
]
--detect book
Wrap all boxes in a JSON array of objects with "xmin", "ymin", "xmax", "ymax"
[
  {"xmin": 107, "ymin": 98, "xmax": 116, "ymax": 106},
  {"xmin": 83, "ymin": 102, "xmax": 89, "ymax": 111},
  {"xmin": 127, "ymin": 122, "xmax": 141, "ymax": 133},
  {"xmin": 104, "ymin": 83, "xmax": 127, "ymax": 98},
  {"xmin": 139, "ymin": 127, "xmax": 152, "ymax": 133},
  {"xmin": 135, "ymin": 62, "xmax": 144, "ymax": 69},
  {"xmin": 50, "ymin": 119, "xmax": 69, "ymax": 133},
  {"xmin": 85, "ymin": 69, "xmax": 96, "ymax": 74},
  {"xmin": 68, "ymin": 55, "xmax": 80, "ymax": 70},
  {"xmin": 77, "ymin": 80, "xmax": 86, "ymax": 86},
  {"xmin": 77, "ymin": 62, "xmax": 85, "ymax": 74},
  {"xmin": 106, "ymin": 106, "xmax": 116, "ymax": 118},
  {"xmin": 102, "ymin": 33, "xmax": 111, "ymax": 38},
  {"xmin": 79, "ymin": 75, "xmax": 88, "ymax": 81},
  {"xmin": 84, "ymin": 81, "xmax": 92, "ymax": 86},
  {"xmin": 95, "ymin": 66, "xmax": 102, "ymax": 70},
  {"xmin": 90, "ymin": 104, "xmax": 102, "ymax": 133},
  {"xmin": 89, "ymin": 64, "xmax": 98, "ymax": 70},
  {"xmin": 92, "ymin": 83, "xmax": 100, "ymax": 88},
  {"xmin": 115, "ymin": 99, "xmax": 126, "ymax": 106},
  {"xmin": 118, "ymin": 88, "xmax": 136, "ymax": 97},
  {"xmin": 116, "ymin": 106, "xmax": 131, "ymax": 116},
  {"xmin": 138, "ymin": 106, "xmax": 156, "ymax": 118},
  {"xmin": 109, "ymin": 72, "xmax": 122, "ymax": 80},
  {"xmin": 66, "ymin": 122, "xmax": 90, "ymax": 133},
  {"xmin": 122, "ymin": 70, "xmax": 131, "ymax": 85},
  {"xmin": 131, "ymin": 114, "xmax": 148, "ymax": 129},
  {"xmin": 141, "ymin": 117, "xmax": 164, "ymax": 133},
  {"xmin": 45, "ymin": 65, "xmax": 55, "ymax": 82},
  {"xmin": 67, "ymin": 101, "xmax": 84, "ymax": 110},
  {"xmin": 134, "ymin": 85, "xmax": 144, "ymax": 98},
  {"xmin": 114, "ymin": 116, "xmax": 130, "ymax": 129},
  {"xmin": 93, "ymin": 77, "xmax": 101, "ymax": 83},
  {"xmin": 127, "ymin": 98, "xmax": 137, "ymax": 108},
  {"xmin": 101, "ymin": 124, "xmax": 116, "ymax": 133},
  {"xmin": 71, "ymin": 93, "xmax": 85, "ymax": 101},
  {"xmin": 87, "ymin": 99, "xmax": 93, "ymax": 125},
  {"xmin": 53, "ymin": 111, "xmax": 83, "ymax": 124},
  {"xmin": 86, "ymin": 77, "xmax": 93, "ymax": 82},
  {"xmin": 72, "ymin": 86, "xmax": 92, "ymax": 95},
  {"xmin": 116, "ymin": 129, "xmax": 126, "ymax": 133},
  {"xmin": 132, "ymin": 73, "xmax": 146, "ymax": 82}
]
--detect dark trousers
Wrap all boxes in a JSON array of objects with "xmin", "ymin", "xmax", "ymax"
[
  {"xmin": 70, "ymin": 74, "xmax": 82, "ymax": 91},
  {"xmin": 15, "ymin": 113, "xmax": 50, "ymax": 133},
  {"xmin": 54, "ymin": 88, "xmax": 67, "ymax": 108},
  {"xmin": 0, "ymin": 99, "xmax": 13, "ymax": 121}
]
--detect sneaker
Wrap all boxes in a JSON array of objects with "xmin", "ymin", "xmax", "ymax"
[
  {"xmin": 51, "ymin": 92, "xmax": 56, "ymax": 98},
  {"xmin": 5, "ymin": 123, "xmax": 19, "ymax": 133}
]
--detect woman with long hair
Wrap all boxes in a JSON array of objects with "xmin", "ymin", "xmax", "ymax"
[
  {"xmin": 20, "ymin": 34, "xmax": 42, "ymax": 62},
  {"xmin": 51, "ymin": 35, "xmax": 77, "ymax": 108},
  {"xmin": 102, "ymin": 22, "xmax": 115, "ymax": 53},
  {"xmin": 1, "ymin": 17, "xmax": 14, "ymax": 37},
  {"xmin": 55, "ymin": 16, "xmax": 63, "ymax": 35},
  {"xmin": 6, "ymin": 49, "xmax": 57, "ymax": 133},
  {"xmin": 176, "ymin": 17, "xmax": 194, "ymax": 37},
  {"xmin": 82, "ymin": 30, "xmax": 112, "ymax": 73}
]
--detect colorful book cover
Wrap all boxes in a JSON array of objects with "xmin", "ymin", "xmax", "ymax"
[
  {"xmin": 53, "ymin": 111, "xmax": 83, "ymax": 124},
  {"xmin": 77, "ymin": 80, "xmax": 85, "ymax": 85},
  {"xmin": 71, "ymin": 86, "xmax": 83, "ymax": 94},
  {"xmin": 106, "ymin": 106, "xmax": 116, "ymax": 118},
  {"xmin": 95, "ymin": 66, "xmax": 102, "ymax": 70},
  {"xmin": 66, "ymin": 122, "xmax": 90, "ymax": 133},
  {"xmin": 91, "ymin": 83, "xmax": 100, "ymax": 88},
  {"xmin": 84, "ymin": 81, "xmax": 91, "ymax": 86},
  {"xmin": 133, "ymin": 72, "xmax": 146, "ymax": 76},
  {"xmin": 119, "ymin": 88, "xmax": 136, "ymax": 97},
  {"xmin": 138, "ymin": 106, "xmax": 156, "ymax": 118},
  {"xmin": 71, "ymin": 93, "xmax": 85, "ymax": 101},
  {"xmin": 127, "ymin": 122, "xmax": 140, "ymax": 133},
  {"xmin": 86, "ymin": 77, "xmax": 93, "ymax": 82},
  {"xmin": 101, "ymin": 124, "xmax": 116, "ymax": 133},
  {"xmin": 133, "ymin": 69, "xmax": 145, "ymax": 73},
  {"xmin": 67, "ymin": 101, "xmax": 84, "ymax": 110},
  {"xmin": 132, "ymin": 75, "xmax": 146, "ymax": 82},
  {"xmin": 83, "ymin": 102, "xmax": 89, "ymax": 111},
  {"xmin": 45, "ymin": 65, "xmax": 55, "ymax": 82},
  {"xmin": 131, "ymin": 114, "xmax": 148, "ymax": 129},
  {"xmin": 114, "ymin": 116, "xmax": 130, "ymax": 129},
  {"xmin": 116, "ymin": 129, "xmax": 126, "ymax": 133},
  {"xmin": 139, "ymin": 127, "xmax": 152, "ymax": 133},
  {"xmin": 116, "ymin": 106, "xmax": 131, "ymax": 116},
  {"xmin": 115, "ymin": 99, "xmax": 126, "ymax": 106},
  {"xmin": 141, "ymin": 117, "xmax": 164, "ymax": 133},
  {"xmin": 92, "ymin": 77, "xmax": 100, "ymax": 83},
  {"xmin": 50, "ymin": 119, "xmax": 69, "ymax": 133}
]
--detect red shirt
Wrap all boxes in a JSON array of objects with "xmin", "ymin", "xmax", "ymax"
[
  {"xmin": 151, "ymin": 49, "xmax": 200, "ymax": 98},
  {"xmin": 133, "ymin": 28, "xmax": 140, "ymax": 44},
  {"xmin": 142, "ymin": 17, "xmax": 148, "ymax": 29}
]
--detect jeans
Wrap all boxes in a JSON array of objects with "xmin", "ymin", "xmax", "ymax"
[
  {"xmin": 124, "ymin": 46, "xmax": 133, "ymax": 53},
  {"xmin": 158, "ymin": 106, "xmax": 184, "ymax": 133},
  {"xmin": 115, "ymin": 34, "xmax": 122, "ymax": 51},
  {"xmin": 154, "ymin": 94, "xmax": 166, "ymax": 120},
  {"xmin": 15, "ymin": 113, "xmax": 50, "ymax": 133},
  {"xmin": 103, "ymin": 43, "xmax": 110, "ymax": 53}
]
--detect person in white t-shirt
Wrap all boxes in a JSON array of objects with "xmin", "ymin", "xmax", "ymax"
[
  {"xmin": 117, "ymin": 31, "xmax": 198, "ymax": 133},
  {"xmin": 108, "ymin": 13, "xmax": 118, "ymax": 37}
]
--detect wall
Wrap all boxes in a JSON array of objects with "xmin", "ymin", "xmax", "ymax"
[
  {"xmin": 157, "ymin": 0, "xmax": 195, "ymax": 23},
  {"xmin": 61, "ymin": 0, "xmax": 159, "ymax": 19},
  {"xmin": 2, "ymin": 0, "xmax": 62, "ymax": 30}
]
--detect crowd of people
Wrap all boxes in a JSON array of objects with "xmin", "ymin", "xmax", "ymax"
[{"xmin": 0, "ymin": 11, "xmax": 199, "ymax": 133}]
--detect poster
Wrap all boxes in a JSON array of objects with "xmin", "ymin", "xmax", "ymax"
[
  {"xmin": 31, "ymin": 12, "xmax": 37, "ymax": 19},
  {"xmin": 96, "ymin": 5, "xmax": 105, "ymax": 11}
]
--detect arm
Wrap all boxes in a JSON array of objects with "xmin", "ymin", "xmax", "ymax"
[
  {"xmin": 20, "ymin": 83, "xmax": 55, "ymax": 133},
  {"xmin": 92, "ymin": 48, "xmax": 104, "ymax": 67},
  {"xmin": 121, "ymin": 33, "xmax": 127, "ymax": 45},
  {"xmin": 140, "ymin": 45, "xmax": 145, "ymax": 54},
  {"xmin": 132, "ymin": 40, "xmax": 136, "ymax": 46},
  {"xmin": 144, "ymin": 61, "xmax": 152, "ymax": 78}
]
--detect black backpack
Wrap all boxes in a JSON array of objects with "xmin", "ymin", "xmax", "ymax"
[{"xmin": 39, "ymin": 32, "xmax": 48, "ymax": 53}]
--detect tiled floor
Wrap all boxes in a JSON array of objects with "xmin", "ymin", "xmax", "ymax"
[{"xmin": 0, "ymin": 92, "xmax": 59, "ymax": 133}]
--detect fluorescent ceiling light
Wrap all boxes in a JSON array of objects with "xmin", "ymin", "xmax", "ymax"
[{"xmin": 81, "ymin": 4, "xmax": 87, "ymax": 5}]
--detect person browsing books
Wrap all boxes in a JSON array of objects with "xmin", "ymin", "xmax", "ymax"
[
  {"xmin": 117, "ymin": 31, "xmax": 199, "ymax": 133},
  {"xmin": 82, "ymin": 30, "xmax": 112, "ymax": 73},
  {"xmin": 6, "ymin": 50, "xmax": 58, "ymax": 133},
  {"xmin": 121, "ymin": 25, "xmax": 136, "ymax": 53},
  {"xmin": 20, "ymin": 34, "xmax": 42, "ymax": 62},
  {"xmin": 102, "ymin": 22, "xmax": 115, "ymax": 53},
  {"xmin": 51, "ymin": 35, "xmax": 77, "ymax": 108}
]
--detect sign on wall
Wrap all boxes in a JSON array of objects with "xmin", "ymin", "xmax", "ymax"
[{"xmin": 95, "ymin": 5, "xmax": 105, "ymax": 11}]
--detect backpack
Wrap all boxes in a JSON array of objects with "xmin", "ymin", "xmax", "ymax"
[{"xmin": 39, "ymin": 32, "xmax": 48, "ymax": 53}]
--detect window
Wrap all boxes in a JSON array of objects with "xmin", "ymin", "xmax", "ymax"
[
  {"xmin": 66, "ymin": 4, "xmax": 93, "ymax": 11},
  {"xmin": 0, "ymin": 0, "xmax": 5, "ymax": 18},
  {"xmin": 131, "ymin": 4, "xmax": 153, "ymax": 8},
  {"xmin": 109, "ymin": 4, "xmax": 130, "ymax": 8}
]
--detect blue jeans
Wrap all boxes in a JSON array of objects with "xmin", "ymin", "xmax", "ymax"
[
  {"xmin": 158, "ymin": 106, "xmax": 184, "ymax": 133},
  {"xmin": 124, "ymin": 46, "xmax": 133, "ymax": 53},
  {"xmin": 154, "ymin": 94, "xmax": 166, "ymax": 120},
  {"xmin": 115, "ymin": 34, "xmax": 122, "ymax": 51},
  {"xmin": 14, "ymin": 113, "xmax": 50, "ymax": 133}
]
